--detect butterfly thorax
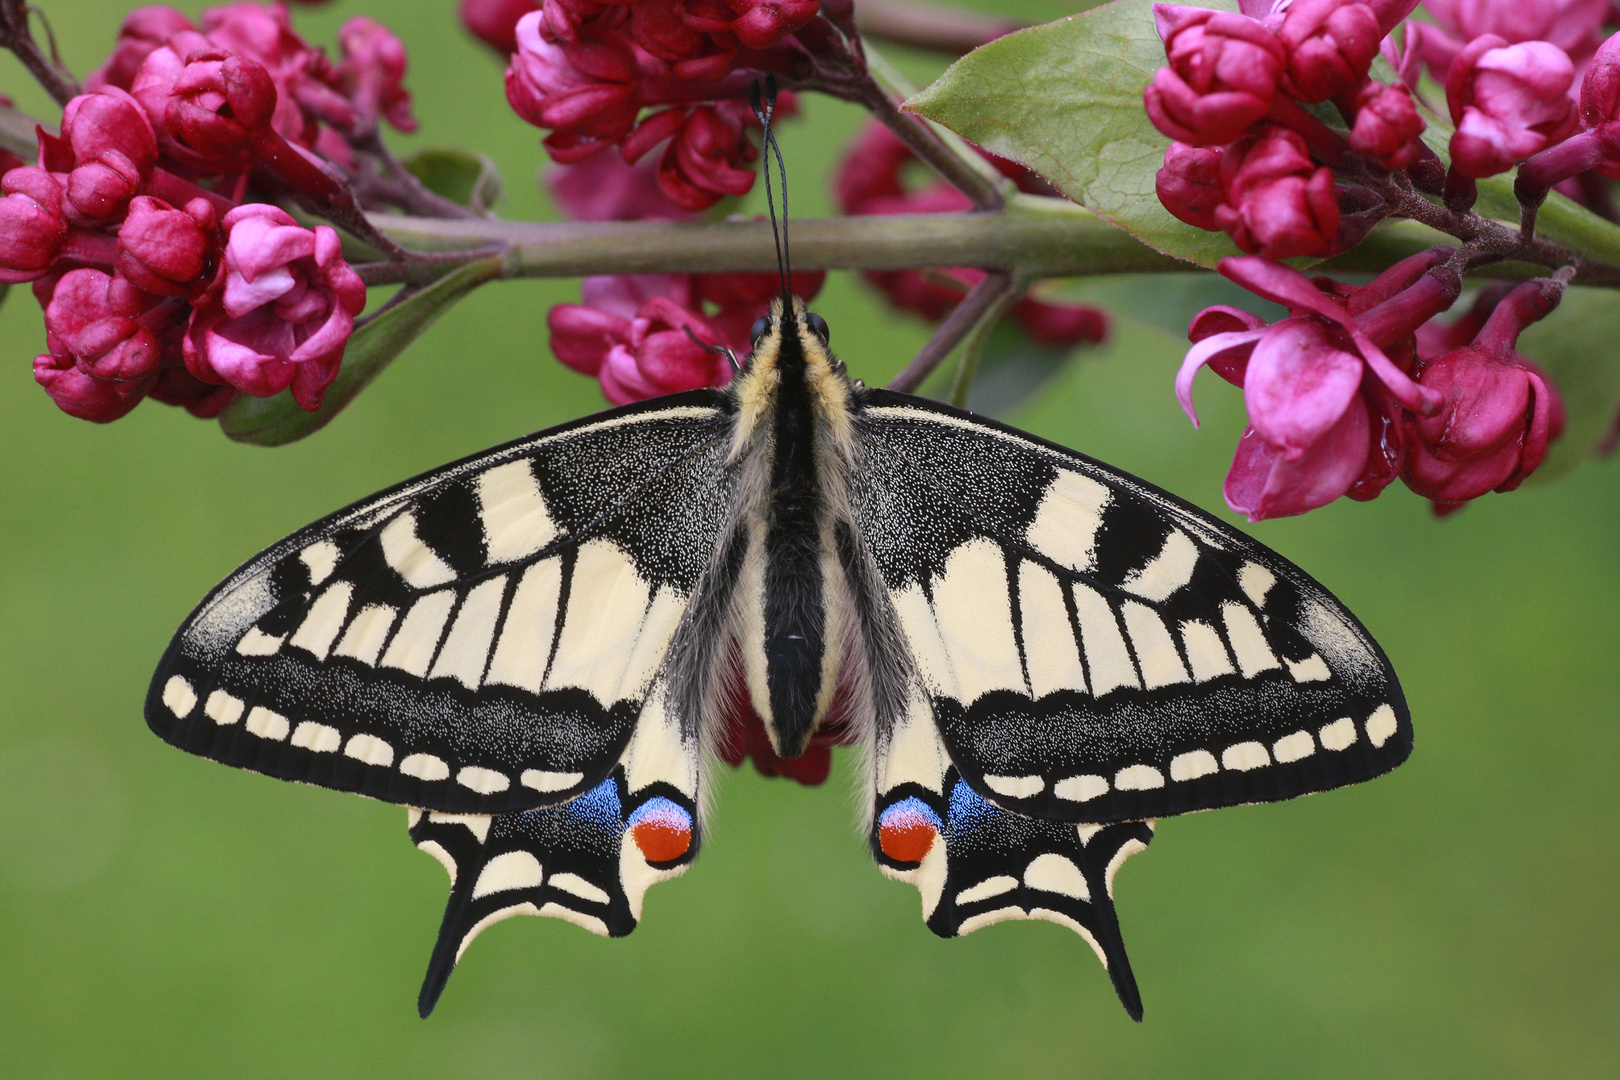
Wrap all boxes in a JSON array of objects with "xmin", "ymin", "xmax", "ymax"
[{"xmin": 725, "ymin": 296, "xmax": 859, "ymax": 758}]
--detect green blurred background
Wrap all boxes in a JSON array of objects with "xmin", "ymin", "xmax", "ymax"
[{"xmin": 1, "ymin": 1, "xmax": 1616, "ymax": 1076}]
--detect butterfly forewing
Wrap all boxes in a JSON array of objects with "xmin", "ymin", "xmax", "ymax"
[
  {"xmin": 146, "ymin": 392, "xmax": 733, "ymax": 816},
  {"xmin": 851, "ymin": 391, "xmax": 1411, "ymax": 825}
]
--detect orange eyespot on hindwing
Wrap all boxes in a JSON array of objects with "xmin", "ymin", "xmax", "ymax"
[
  {"xmin": 877, "ymin": 797, "xmax": 942, "ymax": 864},
  {"xmin": 628, "ymin": 797, "xmax": 693, "ymax": 863}
]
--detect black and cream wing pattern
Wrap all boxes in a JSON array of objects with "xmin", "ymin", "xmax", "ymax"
[
  {"xmin": 147, "ymin": 357, "xmax": 1410, "ymax": 1021},
  {"xmin": 148, "ymin": 389, "xmax": 730, "ymax": 814},
  {"xmin": 853, "ymin": 393, "xmax": 1409, "ymax": 1017},
  {"xmin": 853, "ymin": 392, "xmax": 1410, "ymax": 824}
]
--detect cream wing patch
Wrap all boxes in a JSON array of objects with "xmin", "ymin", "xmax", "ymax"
[
  {"xmin": 929, "ymin": 538, "xmax": 1023, "ymax": 703},
  {"xmin": 544, "ymin": 540, "xmax": 651, "ymax": 704},
  {"xmin": 477, "ymin": 460, "xmax": 557, "ymax": 563},
  {"xmin": 1024, "ymin": 470, "xmax": 1110, "ymax": 573},
  {"xmin": 1017, "ymin": 561, "xmax": 1086, "ymax": 697}
]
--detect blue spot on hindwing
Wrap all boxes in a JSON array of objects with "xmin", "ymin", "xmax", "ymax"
[
  {"xmin": 627, "ymin": 796, "xmax": 689, "ymax": 831},
  {"xmin": 879, "ymin": 796, "xmax": 943, "ymax": 834},
  {"xmin": 561, "ymin": 776, "xmax": 624, "ymax": 831},
  {"xmin": 948, "ymin": 778, "xmax": 996, "ymax": 834}
]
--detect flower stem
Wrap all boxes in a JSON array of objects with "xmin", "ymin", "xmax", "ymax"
[
  {"xmin": 890, "ymin": 269, "xmax": 1017, "ymax": 392},
  {"xmin": 793, "ymin": 32, "xmax": 1004, "ymax": 210},
  {"xmin": 370, "ymin": 198, "xmax": 1620, "ymax": 286},
  {"xmin": 0, "ymin": 0, "xmax": 77, "ymax": 106}
]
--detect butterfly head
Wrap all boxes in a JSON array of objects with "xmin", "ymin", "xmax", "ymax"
[
  {"xmin": 739, "ymin": 295, "xmax": 845, "ymax": 387},
  {"xmin": 727, "ymin": 295, "xmax": 855, "ymax": 460}
]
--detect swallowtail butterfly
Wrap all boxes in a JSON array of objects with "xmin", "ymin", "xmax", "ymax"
[{"xmin": 145, "ymin": 89, "xmax": 1410, "ymax": 1021}]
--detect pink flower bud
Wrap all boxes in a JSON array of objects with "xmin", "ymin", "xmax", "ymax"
[
  {"xmin": 1014, "ymin": 295, "xmax": 1110, "ymax": 349},
  {"xmin": 625, "ymin": 0, "xmax": 736, "ymax": 82},
  {"xmin": 685, "ymin": 0, "xmax": 821, "ymax": 51},
  {"xmin": 1278, "ymin": 0, "xmax": 1381, "ymax": 103},
  {"xmin": 1447, "ymin": 36, "xmax": 1577, "ymax": 178},
  {"xmin": 1348, "ymin": 81, "xmax": 1426, "ymax": 168},
  {"xmin": 337, "ymin": 17, "xmax": 416, "ymax": 133},
  {"xmin": 608, "ymin": 295, "xmax": 730, "ymax": 399},
  {"xmin": 200, "ymin": 2, "xmax": 313, "ymax": 75},
  {"xmin": 1144, "ymin": 8, "xmax": 1285, "ymax": 146},
  {"xmin": 548, "ymin": 301, "xmax": 632, "ymax": 375},
  {"xmin": 39, "ymin": 267, "xmax": 162, "ymax": 407},
  {"xmin": 184, "ymin": 204, "xmax": 366, "ymax": 411},
  {"xmin": 166, "ymin": 50, "xmax": 279, "ymax": 161},
  {"xmin": 0, "ymin": 167, "xmax": 68, "ymax": 283},
  {"xmin": 507, "ymin": 11, "xmax": 640, "ymax": 162},
  {"xmin": 461, "ymin": 0, "xmax": 540, "ymax": 52},
  {"xmin": 55, "ymin": 86, "xmax": 160, "ymax": 225},
  {"xmin": 116, "ymin": 195, "xmax": 217, "ymax": 297},
  {"xmin": 62, "ymin": 153, "xmax": 143, "ymax": 226},
  {"xmin": 34, "ymin": 351, "xmax": 148, "ymax": 422},
  {"xmin": 1579, "ymin": 31, "xmax": 1620, "ymax": 128},
  {"xmin": 623, "ymin": 105, "xmax": 756, "ymax": 212},
  {"xmin": 1214, "ymin": 127, "xmax": 1341, "ymax": 258},
  {"xmin": 1156, "ymin": 141, "xmax": 1225, "ymax": 230},
  {"xmin": 1402, "ymin": 346, "xmax": 1562, "ymax": 501},
  {"xmin": 61, "ymin": 87, "xmax": 159, "ymax": 172},
  {"xmin": 87, "ymin": 6, "xmax": 197, "ymax": 92}
]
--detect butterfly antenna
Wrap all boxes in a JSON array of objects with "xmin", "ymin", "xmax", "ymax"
[
  {"xmin": 683, "ymin": 324, "xmax": 740, "ymax": 374},
  {"xmin": 749, "ymin": 76, "xmax": 792, "ymax": 309}
]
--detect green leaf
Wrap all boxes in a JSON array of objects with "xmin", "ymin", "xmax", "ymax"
[
  {"xmin": 403, "ymin": 148, "xmax": 505, "ymax": 213},
  {"xmin": 218, "ymin": 255, "xmax": 506, "ymax": 446},
  {"xmin": 1513, "ymin": 285, "xmax": 1620, "ymax": 482},
  {"xmin": 905, "ymin": 0, "xmax": 1242, "ymax": 267}
]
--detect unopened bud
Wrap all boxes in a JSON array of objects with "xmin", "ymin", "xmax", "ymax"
[{"xmin": 166, "ymin": 50, "xmax": 279, "ymax": 160}]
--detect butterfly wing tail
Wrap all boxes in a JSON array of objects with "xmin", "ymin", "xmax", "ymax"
[
  {"xmin": 868, "ymin": 689, "xmax": 1153, "ymax": 1019},
  {"xmin": 408, "ymin": 678, "xmax": 704, "ymax": 1016}
]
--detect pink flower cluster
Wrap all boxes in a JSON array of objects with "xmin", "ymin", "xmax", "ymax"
[
  {"xmin": 481, "ymin": 0, "xmax": 825, "ymax": 210},
  {"xmin": 835, "ymin": 121, "xmax": 1109, "ymax": 351},
  {"xmin": 1179, "ymin": 253, "xmax": 1564, "ymax": 518},
  {"xmin": 1146, "ymin": 0, "xmax": 1612, "ymax": 517},
  {"xmin": 544, "ymin": 149, "xmax": 825, "ymax": 403},
  {"xmin": 10, "ymin": 2, "xmax": 401, "ymax": 422},
  {"xmin": 1148, "ymin": 0, "xmax": 1426, "ymax": 259}
]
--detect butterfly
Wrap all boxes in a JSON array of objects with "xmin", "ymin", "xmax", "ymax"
[
  {"xmin": 147, "ymin": 288, "xmax": 1412, "ymax": 1020},
  {"xmin": 145, "ymin": 76, "xmax": 1409, "ymax": 1019}
]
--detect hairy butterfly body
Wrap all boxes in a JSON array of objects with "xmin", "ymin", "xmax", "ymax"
[{"xmin": 148, "ymin": 294, "xmax": 1411, "ymax": 1019}]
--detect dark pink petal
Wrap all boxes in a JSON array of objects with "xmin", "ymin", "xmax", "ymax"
[
  {"xmin": 1244, "ymin": 317, "xmax": 1364, "ymax": 453},
  {"xmin": 1224, "ymin": 395, "xmax": 1370, "ymax": 520},
  {"xmin": 1176, "ymin": 327, "xmax": 1264, "ymax": 424},
  {"xmin": 548, "ymin": 302, "xmax": 629, "ymax": 374}
]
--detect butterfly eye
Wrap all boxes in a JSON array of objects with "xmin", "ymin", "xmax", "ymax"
[
  {"xmin": 750, "ymin": 316, "xmax": 771, "ymax": 343},
  {"xmin": 805, "ymin": 312, "xmax": 830, "ymax": 344}
]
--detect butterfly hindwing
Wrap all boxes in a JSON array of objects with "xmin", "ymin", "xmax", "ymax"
[
  {"xmin": 411, "ymin": 673, "xmax": 701, "ymax": 1015},
  {"xmin": 870, "ymin": 688, "xmax": 1153, "ymax": 1018},
  {"xmin": 147, "ymin": 393, "xmax": 733, "ymax": 815},
  {"xmin": 851, "ymin": 391, "xmax": 1411, "ymax": 825}
]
